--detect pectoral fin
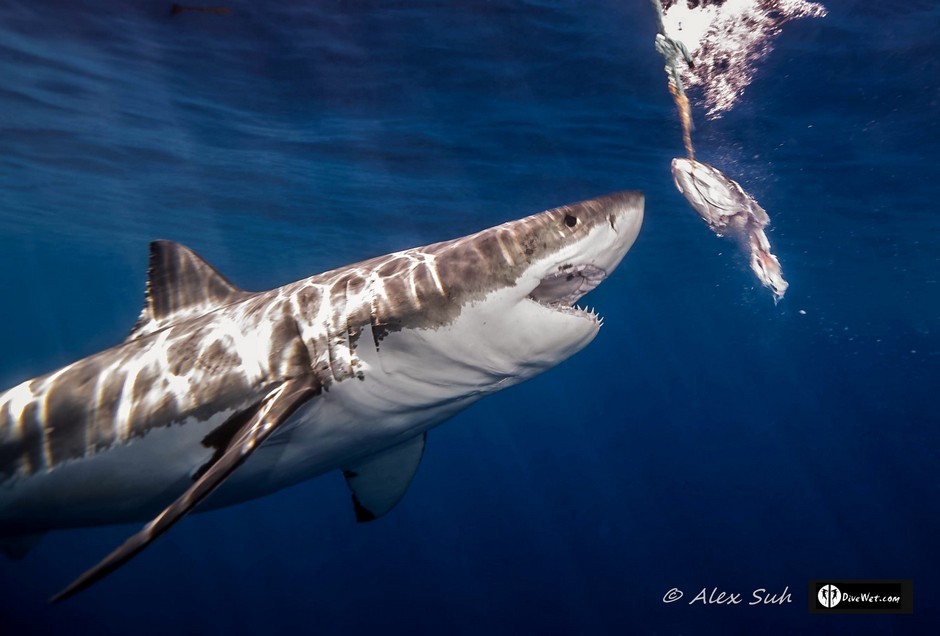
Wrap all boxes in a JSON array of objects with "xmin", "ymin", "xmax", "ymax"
[
  {"xmin": 343, "ymin": 433, "xmax": 426, "ymax": 523},
  {"xmin": 50, "ymin": 377, "xmax": 320, "ymax": 604}
]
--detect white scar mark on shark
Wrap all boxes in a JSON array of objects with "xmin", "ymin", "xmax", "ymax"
[
  {"xmin": 162, "ymin": 340, "xmax": 191, "ymax": 402},
  {"xmin": 37, "ymin": 366, "xmax": 75, "ymax": 468},
  {"xmin": 116, "ymin": 369, "xmax": 139, "ymax": 441},
  {"xmin": 38, "ymin": 390, "xmax": 53, "ymax": 471},
  {"xmin": 94, "ymin": 360, "xmax": 119, "ymax": 450},
  {"xmin": 496, "ymin": 233, "xmax": 517, "ymax": 268},
  {"xmin": 215, "ymin": 315, "xmax": 265, "ymax": 381},
  {"xmin": 421, "ymin": 252, "xmax": 446, "ymax": 295},
  {"xmin": 406, "ymin": 258, "xmax": 423, "ymax": 307},
  {"xmin": 4, "ymin": 383, "xmax": 32, "ymax": 435}
]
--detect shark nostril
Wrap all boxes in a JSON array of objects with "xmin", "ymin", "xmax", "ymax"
[{"xmin": 564, "ymin": 214, "xmax": 577, "ymax": 228}]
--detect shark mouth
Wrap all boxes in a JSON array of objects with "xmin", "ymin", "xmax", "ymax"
[{"xmin": 528, "ymin": 264, "xmax": 607, "ymax": 324}]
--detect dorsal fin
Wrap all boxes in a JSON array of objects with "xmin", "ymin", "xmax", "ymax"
[{"xmin": 127, "ymin": 240, "xmax": 248, "ymax": 341}]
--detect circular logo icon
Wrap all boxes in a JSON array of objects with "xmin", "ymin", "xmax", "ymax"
[{"xmin": 818, "ymin": 584, "xmax": 841, "ymax": 608}]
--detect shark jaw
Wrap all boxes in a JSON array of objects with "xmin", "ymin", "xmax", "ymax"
[
  {"xmin": 454, "ymin": 191, "xmax": 643, "ymax": 379},
  {"xmin": 527, "ymin": 263, "xmax": 607, "ymax": 325},
  {"xmin": 513, "ymin": 193, "xmax": 643, "ymax": 342}
]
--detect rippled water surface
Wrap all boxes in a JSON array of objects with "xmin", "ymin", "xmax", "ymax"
[{"xmin": 0, "ymin": 1, "xmax": 937, "ymax": 633}]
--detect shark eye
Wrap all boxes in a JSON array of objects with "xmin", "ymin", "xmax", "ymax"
[{"xmin": 564, "ymin": 214, "xmax": 578, "ymax": 228}]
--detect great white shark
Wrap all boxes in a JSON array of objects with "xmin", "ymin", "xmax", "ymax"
[{"xmin": 0, "ymin": 191, "xmax": 644, "ymax": 601}]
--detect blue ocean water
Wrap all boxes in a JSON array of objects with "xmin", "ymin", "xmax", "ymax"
[{"xmin": 0, "ymin": 0, "xmax": 937, "ymax": 633}]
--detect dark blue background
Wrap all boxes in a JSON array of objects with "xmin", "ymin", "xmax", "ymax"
[{"xmin": 0, "ymin": 1, "xmax": 937, "ymax": 633}]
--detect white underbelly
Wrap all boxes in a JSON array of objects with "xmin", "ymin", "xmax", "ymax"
[
  {"xmin": 0, "ymin": 411, "xmax": 228, "ymax": 532},
  {"xmin": 0, "ymin": 374, "xmax": 476, "ymax": 535},
  {"xmin": 208, "ymin": 367, "xmax": 481, "ymax": 508},
  {"xmin": 0, "ymin": 324, "xmax": 493, "ymax": 535},
  {"xmin": 223, "ymin": 320, "xmax": 497, "ymax": 502}
]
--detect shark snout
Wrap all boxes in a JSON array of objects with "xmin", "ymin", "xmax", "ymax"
[
  {"xmin": 600, "ymin": 191, "xmax": 644, "ymax": 232},
  {"xmin": 595, "ymin": 191, "xmax": 644, "ymax": 271}
]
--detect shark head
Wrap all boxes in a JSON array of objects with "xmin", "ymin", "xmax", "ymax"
[
  {"xmin": 363, "ymin": 191, "xmax": 643, "ymax": 392},
  {"xmin": 498, "ymin": 191, "xmax": 645, "ymax": 364}
]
